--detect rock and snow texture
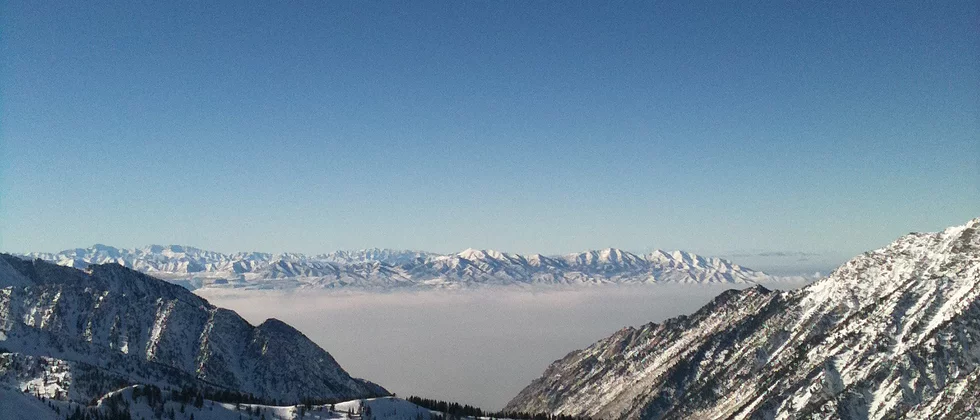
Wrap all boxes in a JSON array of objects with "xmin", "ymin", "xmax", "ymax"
[
  {"xmin": 6, "ymin": 389, "xmax": 436, "ymax": 420},
  {"xmin": 0, "ymin": 255, "xmax": 387, "ymax": 405},
  {"xmin": 505, "ymin": 218, "xmax": 980, "ymax": 420},
  {"xmin": 22, "ymin": 245, "xmax": 781, "ymax": 290}
]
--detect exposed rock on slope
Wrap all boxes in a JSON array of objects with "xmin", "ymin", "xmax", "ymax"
[
  {"xmin": 505, "ymin": 218, "xmax": 980, "ymax": 420},
  {"xmin": 0, "ymin": 255, "xmax": 387, "ymax": 404}
]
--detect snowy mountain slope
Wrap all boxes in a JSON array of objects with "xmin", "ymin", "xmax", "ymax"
[
  {"xmin": 0, "ymin": 387, "xmax": 59, "ymax": 420},
  {"xmin": 0, "ymin": 255, "xmax": 388, "ymax": 405},
  {"xmin": 22, "ymin": 245, "xmax": 783, "ymax": 290},
  {"xmin": 505, "ymin": 218, "xmax": 980, "ymax": 420},
  {"xmin": 10, "ymin": 387, "xmax": 439, "ymax": 420}
]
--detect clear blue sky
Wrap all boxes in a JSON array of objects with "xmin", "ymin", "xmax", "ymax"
[{"xmin": 1, "ymin": 1, "xmax": 977, "ymax": 262}]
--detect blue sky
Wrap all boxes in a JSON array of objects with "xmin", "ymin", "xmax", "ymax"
[{"xmin": 1, "ymin": 1, "xmax": 977, "ymax": 264}]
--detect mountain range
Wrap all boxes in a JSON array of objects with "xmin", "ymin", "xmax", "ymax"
[
  {"xmin": 505, "ymin": 218, "xmax": 980, "ymax": 419},
  {"xmin": 6, "ymin": 219, "xmax": 979, "ymax": 419},
  {"xmin": 22, "ymin": 246, "xmax": 788, "ymax": 290}
]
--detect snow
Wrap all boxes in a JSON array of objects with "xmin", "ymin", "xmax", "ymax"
[
  {"xmin": 0, "ymin": 256, "xmax": 388, "ymax": 405},
  {"xmin": 19, "ymin": 245, "xmax": 793, "ymax": 291},
  {"xmin": 0, "ymin": 257, "xmax": 32, "ymax": 289},
  {"xmin": 0, "ymin": 388, "xmax": 59, "ymax": 420},
  {"xmin": 506, "ymin": 218, "xmax": 980, "ymax": 420},
  {"xmin": 1, "ymin": 385, "xmax": 473, "ymax": 420}
]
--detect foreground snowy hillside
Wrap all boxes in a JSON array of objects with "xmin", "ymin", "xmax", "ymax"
[
  {"xmin": 506, "ymin": 218, "xmax": 980, "ymax": 420},
  {"xmin": 3, "ymin": 389, "xmax": 437, "ymax": 420},
  {"xmin": 0, "ymin": 255, "xmax": 387, "ymax": 408},
  {"xmin": 23, "ymin": 246, "xmax": 791, "ymax": 291}
]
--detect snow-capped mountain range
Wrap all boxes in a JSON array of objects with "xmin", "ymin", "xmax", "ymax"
[
  {"xmin": 0, "ymin": 255, "xmax": 387, "ymax": 406},
  {"xmin": 504, "ymin": 218, "xmax": 980, "ymax": 419},
  {"xmin": 21, "ymin": 245, "xmax": 784, "ymax": 290}
]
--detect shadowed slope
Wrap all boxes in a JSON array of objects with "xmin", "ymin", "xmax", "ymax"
[{"xmin": 0, "ymin": 255, "xmax": 387, "ymax": 403}]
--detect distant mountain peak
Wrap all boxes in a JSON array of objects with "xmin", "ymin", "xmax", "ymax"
[{"xmin": 18, "ymin": 243, "xmax": 787, "ymax": 290}]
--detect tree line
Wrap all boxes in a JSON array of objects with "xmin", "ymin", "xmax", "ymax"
[{"xmin": 406, "ymin": 396, "xmax": 597, "ymax": 420}]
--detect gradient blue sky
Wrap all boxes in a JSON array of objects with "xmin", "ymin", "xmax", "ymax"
[{"xmin": 1, "ymin": 1, "xmax": 977, "ymax": 264}]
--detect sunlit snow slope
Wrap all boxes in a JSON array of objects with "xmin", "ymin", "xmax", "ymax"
[{"xmin": 506, "ymin": 218, "xmax": 980, "ymax": 420}]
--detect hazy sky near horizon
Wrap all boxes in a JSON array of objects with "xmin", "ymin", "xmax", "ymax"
[{"xmin": 1, "ymin": 1, "xmax": 978, "ymax": 259}]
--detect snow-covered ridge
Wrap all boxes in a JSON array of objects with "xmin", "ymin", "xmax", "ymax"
[
  {"xmin": 505, "ymin": 218, "xmax": 980, "ymax": 420},
  {"xmin": 20, "ymin": 245, "xmax": 784, "ymax": 290},
  {"xmin": 0, "ymin": 255, "xmax": 388, "ymax": 406},
  {"xmin": 4, "ymin": 388, "xmax": 477, "ymax": 420}
]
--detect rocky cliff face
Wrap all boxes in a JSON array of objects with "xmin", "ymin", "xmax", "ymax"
[
  {"xmin": 0, "ymin": 255, "xmax": 387, "ymax": 404},
  {"xmin": 505, "ymin": 218, "xmax": 980, "ymax": 420}
]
